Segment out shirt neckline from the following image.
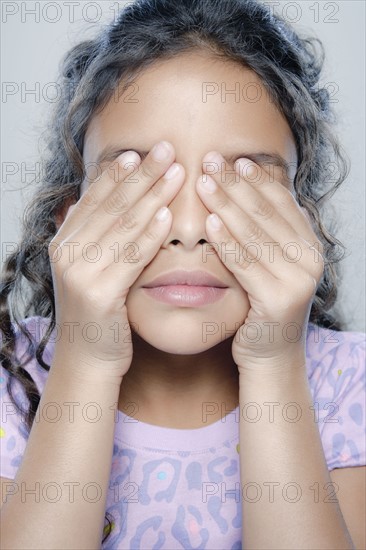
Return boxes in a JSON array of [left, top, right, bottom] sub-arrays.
[[114, 406, 240, 452]]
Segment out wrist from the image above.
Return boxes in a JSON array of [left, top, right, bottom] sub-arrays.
[[237, 355, 307, 385], [51, 346, 127, 388], [238, 365, 311, 410], [236, 345, 306, 374]]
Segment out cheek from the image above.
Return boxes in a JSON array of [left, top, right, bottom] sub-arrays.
[[125, 287, 250, 353]]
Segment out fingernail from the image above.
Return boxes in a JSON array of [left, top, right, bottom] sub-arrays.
[[152, 141, 171, 161], [203, 152, 224, 169], [208, 213, 222, 230], [235, 158, 258, 180], [156, 206, 171, 222], [164, 163, 180, 179], [118, 151, 141, 167], [199, 175, 217, 193]]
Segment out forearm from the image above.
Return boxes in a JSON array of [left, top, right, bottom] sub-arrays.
[[0, 349, 121, 549], [238, 364, 355, 550]]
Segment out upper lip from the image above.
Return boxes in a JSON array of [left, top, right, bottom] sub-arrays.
[[142, 270, 229, 288]]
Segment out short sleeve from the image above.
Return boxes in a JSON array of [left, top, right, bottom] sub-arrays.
[[0, 364, 31, 479], [0, 316, 51, 480], [311, 332, 366, 471]]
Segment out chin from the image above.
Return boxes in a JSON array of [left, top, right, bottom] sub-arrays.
[[132, 322, 227, 354], [126, 291, 250, 355]]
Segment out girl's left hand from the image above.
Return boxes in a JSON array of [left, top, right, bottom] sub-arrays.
[[196, 152, 325, 373]]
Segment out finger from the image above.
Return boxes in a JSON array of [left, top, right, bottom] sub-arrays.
[[53, 142, 181, 250], [203, 212, 280, 300], [56, 141, 175, 237], [98, 207, 173, 294], [204, 213, 319, 317], [234, 157, 322, 250], [202, 151, 320, 248], [80, 169, 184, 271], [56, 150, 142, 239], [196, 173, 323, 280]]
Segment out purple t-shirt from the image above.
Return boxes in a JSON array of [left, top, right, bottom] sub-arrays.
[[1, 316, 365, 549]]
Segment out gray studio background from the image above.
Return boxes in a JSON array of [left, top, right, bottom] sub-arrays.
[[1, 0, 365, 332]]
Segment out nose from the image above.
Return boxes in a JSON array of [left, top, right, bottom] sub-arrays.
[[161, 160, 212, 250]]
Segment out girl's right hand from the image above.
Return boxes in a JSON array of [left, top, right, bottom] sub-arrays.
[[48, 141, 184, 381]]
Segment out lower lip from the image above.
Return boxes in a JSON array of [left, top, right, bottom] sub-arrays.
[[142, 285, 228, 306]]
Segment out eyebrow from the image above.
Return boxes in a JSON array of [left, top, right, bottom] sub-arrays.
[[95, 146, 294, 180]]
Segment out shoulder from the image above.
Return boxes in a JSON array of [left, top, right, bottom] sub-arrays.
[[1, 315, 54, 366], [305, 322, 365, 390], [1, 315, 54, 414], [305, 323, 365, 471], [0, 315, 54, 420], [1, 313, 54, 391], [1, 316, 54, 478], [1, 314, 54, 378], [306, 322, 365, 369]]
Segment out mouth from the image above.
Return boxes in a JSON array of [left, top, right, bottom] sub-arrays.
[[142, 269, 228, 289], [142, 270, 228, 307]]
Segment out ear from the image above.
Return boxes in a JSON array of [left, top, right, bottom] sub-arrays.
[[54, 197, 77, 231]]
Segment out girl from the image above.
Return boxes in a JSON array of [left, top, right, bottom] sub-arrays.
[[1, 0, 365, 548]]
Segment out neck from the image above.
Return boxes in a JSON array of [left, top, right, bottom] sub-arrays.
[[118, 330, 239, 429]]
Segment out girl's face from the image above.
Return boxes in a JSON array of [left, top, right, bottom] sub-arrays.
[[82, 52, 298, 355]]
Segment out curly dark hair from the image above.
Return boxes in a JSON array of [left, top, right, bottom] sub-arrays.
[[0, 0, 350, 544]]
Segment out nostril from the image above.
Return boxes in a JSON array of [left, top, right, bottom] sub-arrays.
[[171, 239, 180, 245]]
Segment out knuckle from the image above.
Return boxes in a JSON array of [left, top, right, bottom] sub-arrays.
[[103, 188, 130, 215], [113, 210, 138, 234], [238, 252, 256, 272], [124, 242, 143, 264], [245, 219, 263, 241], [216, 195, 230, 211], [81, 189, 99, 209], [224, 174, 239, 190], [252, 198, 274, 220], [145, 229, 157, 243], [277, 190, 297, 211], [144, 226, 160, 242]]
